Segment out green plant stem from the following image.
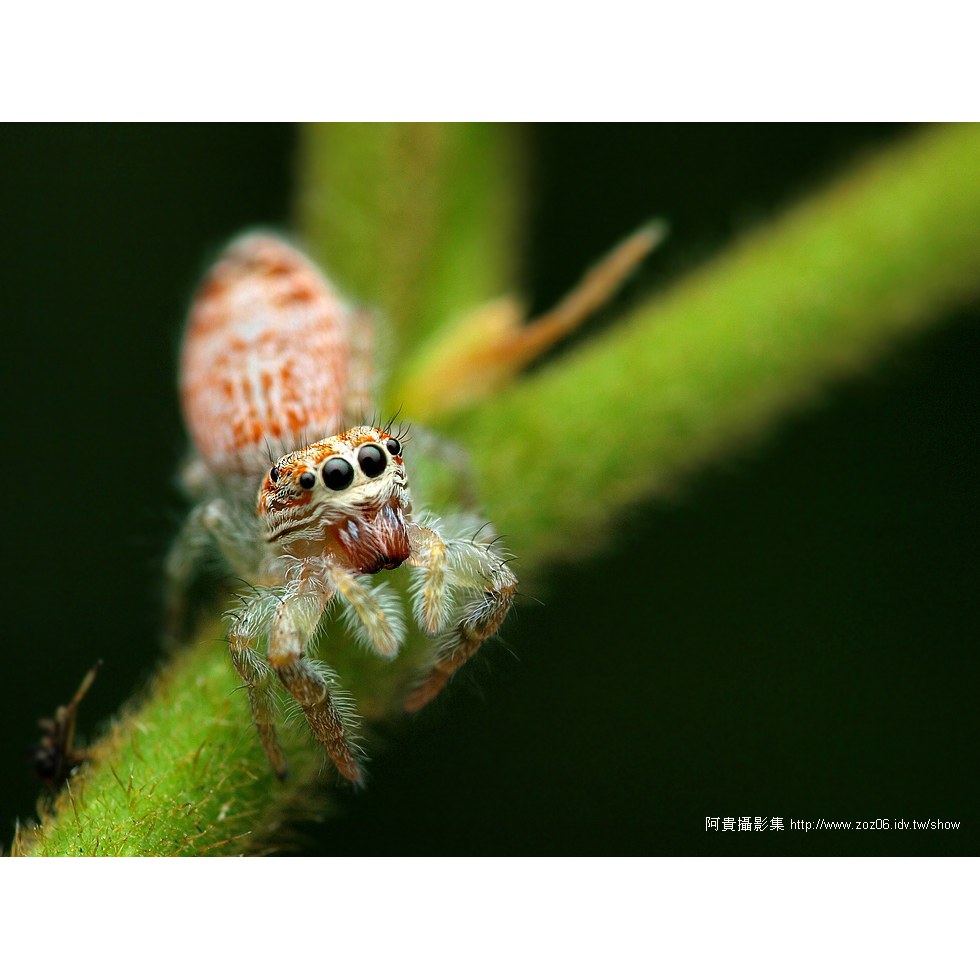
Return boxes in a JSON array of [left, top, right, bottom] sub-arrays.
[[447, 124, 980, 570], [296, 122, 526, 351], [17, 124, 980, 856]]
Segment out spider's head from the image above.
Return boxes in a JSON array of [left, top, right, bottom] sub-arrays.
[[257, 426, 411, 574]]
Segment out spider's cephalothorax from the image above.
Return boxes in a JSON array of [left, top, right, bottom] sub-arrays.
[[259, 428, 412, 574], [167, 232, 516, 784]]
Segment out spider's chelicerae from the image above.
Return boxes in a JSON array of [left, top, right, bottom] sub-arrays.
[[166, 233, 516, 783]]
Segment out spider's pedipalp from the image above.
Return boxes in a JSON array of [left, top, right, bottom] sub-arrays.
[[323, 561, 406, 658]]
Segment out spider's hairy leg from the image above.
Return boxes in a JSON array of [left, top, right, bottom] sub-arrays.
[[164, 497, 258, 646], [164, 502, 215, 646], [226, 594, 288, 780], [264, 571, 365, 783], [404, 522, 517, 712]]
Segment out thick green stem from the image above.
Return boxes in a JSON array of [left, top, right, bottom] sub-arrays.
[[16, 124, 980, 856], [447, 124, 980, 569]]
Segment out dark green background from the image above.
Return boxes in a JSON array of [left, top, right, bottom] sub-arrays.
[[2, 124, 976, 855]]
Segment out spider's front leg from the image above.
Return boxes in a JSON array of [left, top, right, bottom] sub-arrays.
[[404, 523, 517, 712], [229, 575, 361, 782], [230, 559, 405, 783], [227, 603, 288, 780], [165, 496, 262, 646], [263, 585, 365, 784]]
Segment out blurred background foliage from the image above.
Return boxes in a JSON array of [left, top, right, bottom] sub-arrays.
[[1, 124, 976, 855]]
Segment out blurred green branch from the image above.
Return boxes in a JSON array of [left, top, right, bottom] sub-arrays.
[[16, 123, 980, 856], [446, 123, 980, 570], [296, 122, 526, 350]]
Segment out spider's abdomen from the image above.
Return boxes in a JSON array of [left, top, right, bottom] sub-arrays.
[[180, 233, 351, 475]]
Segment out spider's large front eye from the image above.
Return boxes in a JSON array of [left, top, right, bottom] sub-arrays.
[[322, 457, 355, 491], [299, 471, 316, 490], [357, 444, 387, 478]]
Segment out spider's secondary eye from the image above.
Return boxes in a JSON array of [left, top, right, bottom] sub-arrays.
[[322, 457, 355, 491], [270, 466, 280, 483], [386, 437, 401, 457], [357, 444, 387, 478], [298, 471, 317, 490]]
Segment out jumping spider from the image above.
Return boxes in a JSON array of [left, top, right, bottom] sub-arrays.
[[166, 234, 516, 783]]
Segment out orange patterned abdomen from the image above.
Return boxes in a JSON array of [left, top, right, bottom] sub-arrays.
[[180, 234, 351, 474]]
